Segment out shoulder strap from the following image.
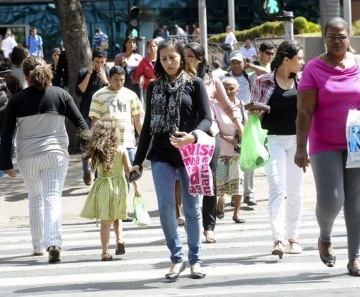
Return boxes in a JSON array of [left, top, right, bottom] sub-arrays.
[[355, 55, 360, 69]]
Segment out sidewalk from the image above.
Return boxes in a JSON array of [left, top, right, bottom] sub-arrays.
[[0, 154, 317, 228]]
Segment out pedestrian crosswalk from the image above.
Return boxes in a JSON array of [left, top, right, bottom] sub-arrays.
[[0, 209, 357, 297]]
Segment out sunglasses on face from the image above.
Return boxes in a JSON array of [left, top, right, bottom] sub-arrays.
[[264, 51, 275, 56], [326, 35, 348, 42]]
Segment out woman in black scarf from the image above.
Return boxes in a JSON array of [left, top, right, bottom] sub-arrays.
[[130, 39, 211, 280]]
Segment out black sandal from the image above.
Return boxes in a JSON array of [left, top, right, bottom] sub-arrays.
[[102, 252, 113, 261], [115, 241, 125, 255], [216, 212, 224, 220], [347, 264, 360, 276], [232, 216, 246, 223], [318, 238, 336, 267]]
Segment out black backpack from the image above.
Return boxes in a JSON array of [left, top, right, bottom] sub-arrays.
[[0, 76, 12, 114]]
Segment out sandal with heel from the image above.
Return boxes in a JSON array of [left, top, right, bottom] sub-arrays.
[[272, 240, 284, 259]]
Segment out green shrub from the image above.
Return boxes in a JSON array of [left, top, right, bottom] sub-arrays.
[[211, 17, 321, 43], [304, 21, 321, 33], [352, 20, 360, 36], [294, 16, 307, 34]]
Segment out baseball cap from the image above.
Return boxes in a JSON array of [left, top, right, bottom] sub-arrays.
[[229, 51, 245, 62]]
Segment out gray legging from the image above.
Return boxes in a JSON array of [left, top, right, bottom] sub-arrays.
[[310, 150, 360, 259]]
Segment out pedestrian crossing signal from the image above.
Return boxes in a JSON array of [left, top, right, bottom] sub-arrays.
[[263, 0, 284, 17], [129, 6, 141, 38]]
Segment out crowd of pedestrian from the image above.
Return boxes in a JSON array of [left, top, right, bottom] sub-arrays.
[[1, 17, 360, 280]]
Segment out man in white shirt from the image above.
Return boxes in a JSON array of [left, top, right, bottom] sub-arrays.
[[174, 24, 187, 45], [223, 26, 237, 69]]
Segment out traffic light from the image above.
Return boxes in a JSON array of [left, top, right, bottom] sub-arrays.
[[263, 0, 285, 18], [129, 6, 140, 38]]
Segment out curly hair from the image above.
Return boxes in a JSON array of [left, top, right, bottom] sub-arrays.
[[83, 119, 120, 175], [23, 56, 53, 90]]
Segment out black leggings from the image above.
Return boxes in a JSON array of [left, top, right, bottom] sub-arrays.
[[202, 133, 220, 232]]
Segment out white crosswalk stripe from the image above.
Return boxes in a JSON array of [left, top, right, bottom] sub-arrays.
[[0, 209, 356, 296]]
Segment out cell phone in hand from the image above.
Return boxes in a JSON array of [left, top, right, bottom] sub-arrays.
[[129, 165, 143, 182]]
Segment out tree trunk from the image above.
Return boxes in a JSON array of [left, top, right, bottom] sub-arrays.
[[53, 0, 92, 154], [319, 0, 340, 36]]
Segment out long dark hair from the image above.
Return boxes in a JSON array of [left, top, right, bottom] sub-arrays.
[[183, 42, 212, 80], [270, 40, 302, 78], [122, 35, 137, 53], [154, 38, 195, 81]]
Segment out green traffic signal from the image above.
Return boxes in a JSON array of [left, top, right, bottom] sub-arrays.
[[263, 0, 284, 17]]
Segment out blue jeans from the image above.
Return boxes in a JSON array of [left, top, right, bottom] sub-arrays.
[[151, 161, 202, 265]]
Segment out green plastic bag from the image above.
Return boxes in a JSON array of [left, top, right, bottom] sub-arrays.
[[133, 193, 151, 227], [239, 114, 270, 171]]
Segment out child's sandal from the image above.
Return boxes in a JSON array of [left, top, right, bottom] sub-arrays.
[[115, 241, 125, 255], [102, 252, 113, 261]]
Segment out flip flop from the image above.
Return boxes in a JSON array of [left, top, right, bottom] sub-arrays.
[[204, 231, 216, 243]]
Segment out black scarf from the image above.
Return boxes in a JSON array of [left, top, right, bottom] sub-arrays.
[[150, 71, 187, 135]]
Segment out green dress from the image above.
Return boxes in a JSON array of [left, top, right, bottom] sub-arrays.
[[80, 147, 128, 222]]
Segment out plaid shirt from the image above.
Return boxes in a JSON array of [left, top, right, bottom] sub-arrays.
[[251, 72, 301, 104], [251, 73, 276, 104]]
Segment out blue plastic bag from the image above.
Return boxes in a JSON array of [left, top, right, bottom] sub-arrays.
[[239, 114, 270, 171]]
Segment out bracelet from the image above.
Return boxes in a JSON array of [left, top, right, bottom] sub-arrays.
[[190, 131, 198, 143], [87, 72, 91, 75]]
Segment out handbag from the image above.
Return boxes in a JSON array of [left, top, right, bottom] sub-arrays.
[[0, 77, 11, 114], [244, 102, 271, 113], [239, 114, 270, 171], [345, 109, 360, 168], [221, 43, 232, 51], [234, 133, 241, 153]]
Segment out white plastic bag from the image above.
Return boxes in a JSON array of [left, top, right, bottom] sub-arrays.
[[345, 109, 360, 168], [133, 193, 151, 227]]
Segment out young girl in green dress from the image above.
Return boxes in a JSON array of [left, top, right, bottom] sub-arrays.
[[80, 119, 140, 261]]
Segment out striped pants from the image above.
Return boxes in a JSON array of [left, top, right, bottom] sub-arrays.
[[17, 152, 69, 253]]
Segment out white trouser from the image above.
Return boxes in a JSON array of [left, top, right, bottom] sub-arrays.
[[17, 152, 69, 253], [264, 135, 303, 242]]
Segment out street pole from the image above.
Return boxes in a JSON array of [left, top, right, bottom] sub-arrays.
[[198, 0, 208, 60], [283, 10, 294, 41], [343, 0, 352, 35], [228, 0, 235, 31]]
